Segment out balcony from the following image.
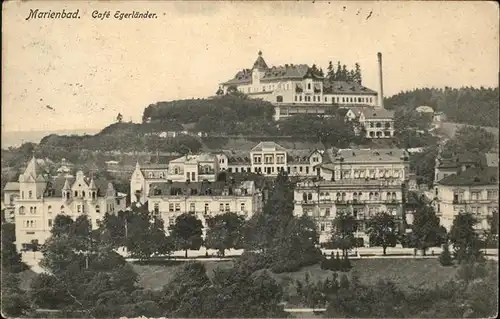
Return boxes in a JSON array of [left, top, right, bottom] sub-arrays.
[[452, 199, 466, 205]]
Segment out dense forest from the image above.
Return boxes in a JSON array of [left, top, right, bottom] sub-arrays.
[[384, 87, 499, 127]]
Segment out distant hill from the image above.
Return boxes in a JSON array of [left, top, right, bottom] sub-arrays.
[[2, 129, 101, 149], [384, 87, 499, 128]]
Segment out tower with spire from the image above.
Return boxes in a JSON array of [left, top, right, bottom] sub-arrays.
[[250, 50, 268, 92], [18, 154, 47, 200]]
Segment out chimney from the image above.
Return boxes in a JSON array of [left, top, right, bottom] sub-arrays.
[[377, 52, 384, 109]]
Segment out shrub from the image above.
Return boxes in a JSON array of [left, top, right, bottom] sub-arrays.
[[439, 243, 454, 267]]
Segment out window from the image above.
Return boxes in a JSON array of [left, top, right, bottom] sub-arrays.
[[29, 191, 32, 198], [235, 168, 239, 173], [320, 223, 325, 232], [168, 203, 174, 212], [225, 203, 230, 212], [205, 203, 209, 213], [299, 96, 302, 102], [307, 193, 313, 201], [174, 168, 179, 174], [487, 190, 498, 200], [189, 203, 195, 212], [471, 191, 480, 201], [95, 205, 100, 213], [77, 205, 81, 213], [241, 203, 246, 212], [175, 203, 180, 211], [276, 96, 283, 103], [325, 208, 331, 216], [48, 219, 52, 227], [19, 206, 25, 215], [30, 207, 33, 214], [295, 96, 298, 102], [219, 203, 224, 212], [82, 191, 86, 198]]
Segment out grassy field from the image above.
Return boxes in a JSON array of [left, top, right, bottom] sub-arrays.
[[131, 260, 234, 290], [130, 258, 471, 292]]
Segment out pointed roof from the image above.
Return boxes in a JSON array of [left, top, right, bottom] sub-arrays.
[[24, 155, 40, 179], [252, 51, 268, 70], [62, 178, 72, 190], [89, 178, 97, 189], [251, 141, 287, 152]]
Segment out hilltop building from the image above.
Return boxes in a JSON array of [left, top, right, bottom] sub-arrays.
[[10, 156, 126, 251], [293, 148, 410, 243], [218, 51, 394, 138], [130, 141, 323, 203], [147, 180, 263, 238]]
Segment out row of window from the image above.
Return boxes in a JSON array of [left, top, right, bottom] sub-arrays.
[[302, 192, 398, 202], [453, 190, 498, 201], [63, 190, 98, 200], [367, 131, 392, 137], [368, 122, 393, 128], [253, 155, 286, 164], [19, 204, 104, 215], [452, 206, 497, 214], [336, 169, 402, 179], [292, 95, 374, 104], [159, 202, 247, 213]]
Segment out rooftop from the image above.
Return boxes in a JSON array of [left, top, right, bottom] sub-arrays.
[[251, 141, 287, 152], [360, 108, 395, 120], [485, 152, 499, 167], [438, 167, 498, 186], [324, 148, 408, 164], [323, 81, 377, 95], [148, 180, 256, 197]]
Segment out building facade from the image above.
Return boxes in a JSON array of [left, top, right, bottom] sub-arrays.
[[13, 157, 126, 251], [131, 142, 323, 203], [147, 180, 263, 238], [219, 51, 380, 121], [434, 167, 498, 232], [293, 148, 410, 244]]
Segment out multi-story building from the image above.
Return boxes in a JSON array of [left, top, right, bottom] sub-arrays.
[[131, 142, 323, 203], [218, 142, 323, 177], [12, 156, 126, 251], [344, 107, 395, 139], [219, 51, 383, 121], [147, 180, 262, 238], [293, 148, 410, 244], [434, 166, 498, 232]]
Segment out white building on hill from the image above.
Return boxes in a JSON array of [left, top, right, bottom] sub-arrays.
[[218, 51, 382, 121]]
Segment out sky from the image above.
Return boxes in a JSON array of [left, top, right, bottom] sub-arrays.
[[2, 1, 499, 133]]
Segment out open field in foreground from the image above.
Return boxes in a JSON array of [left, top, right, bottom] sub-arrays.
[[131, 258, 498, 292]]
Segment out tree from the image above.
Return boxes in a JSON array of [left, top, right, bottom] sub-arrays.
[[169, 213, 203, 258], [335, 61, 342, 80], [327, 61, 335, 80], [439, 243, 454, 266], [270, 215, 322, 273], [205, 212, 245, 257], [353, 62, 362, 84], [116, 113, 123, 123], [410, 199, 442, 255], [331, 210, 357, 257], [367, 212, 398, 255], [123, 205, 172, 260], [1, 271, 31, 317], [443, 126, 496, 155], [449, 212, 482, 263], [1, 222, 28, 273]]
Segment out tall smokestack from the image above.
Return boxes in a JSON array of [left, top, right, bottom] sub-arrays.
[[377, 52, 384, 109]]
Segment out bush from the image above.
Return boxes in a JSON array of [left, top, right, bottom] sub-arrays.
[[439, 244, 454, 267], [340, 254, 352, 272]]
